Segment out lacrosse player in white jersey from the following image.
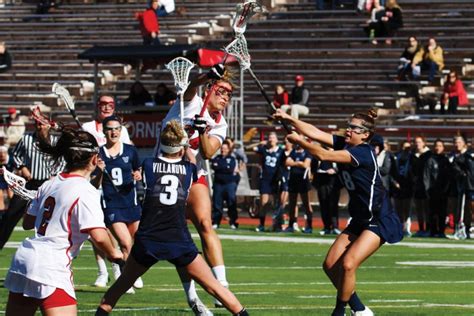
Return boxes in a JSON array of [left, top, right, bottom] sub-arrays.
[[4, 127, 123, 316], [155, 63, 235, 312]]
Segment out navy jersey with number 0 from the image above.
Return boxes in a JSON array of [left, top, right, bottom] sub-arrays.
[[137, 157, 197, 242], [333, 135, 391, 220], [100, 143, 141, 209], [256, 145, 285, 181]]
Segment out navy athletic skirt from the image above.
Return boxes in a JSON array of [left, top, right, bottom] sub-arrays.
[[345, 212, 403, 244], [103, 206, 141, 226]]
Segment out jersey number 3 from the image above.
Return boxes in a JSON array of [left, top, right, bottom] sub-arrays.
[[37, 196, 56, 236], [160, 175, 179, 205]]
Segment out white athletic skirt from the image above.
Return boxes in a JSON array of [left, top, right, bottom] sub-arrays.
[[4, 271, 56, 299]]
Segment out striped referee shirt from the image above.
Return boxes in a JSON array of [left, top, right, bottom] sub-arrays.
[[12, 132, 65, 181]]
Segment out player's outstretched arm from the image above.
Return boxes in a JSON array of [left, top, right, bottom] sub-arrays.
[[273, 109, 333, 147], [89, 228, 123, 262], [287, 132, 351, 164]]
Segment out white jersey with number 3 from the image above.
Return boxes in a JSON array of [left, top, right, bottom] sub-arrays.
[[6, 173, 105, 299], [156, 94, 228, 167]]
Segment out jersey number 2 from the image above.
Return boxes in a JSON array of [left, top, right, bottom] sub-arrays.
[[160, 175, 179, 205], [37, 196, 56, 236]]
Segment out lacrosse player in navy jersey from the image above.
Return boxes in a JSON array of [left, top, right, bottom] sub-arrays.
[[274, 108, 403, 316], [96, 120, 248, 316], [94, 115, 142, 292], [251, 132, 285, 232]]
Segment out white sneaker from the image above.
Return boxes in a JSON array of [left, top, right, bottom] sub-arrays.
[[126, 287, 135, 294], [189, 298, 214, 316], [230, 224, 237, 230], [212, 224, 219, 229], [112, 262, 121, 281], [133, 277, 144, 289], [351, 306, 374, 316], [293, 222, 301, 232], [94, 273, 108, 288]]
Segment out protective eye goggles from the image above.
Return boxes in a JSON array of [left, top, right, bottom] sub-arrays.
[[346, 122, 370, 134], [214, 86, 233, 99]]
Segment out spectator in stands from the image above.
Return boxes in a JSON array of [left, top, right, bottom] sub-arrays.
[[0, 109, 65, 250], [0, 42, 12, 73], [365, 0, 402, 45], [4, 107, 26, 148], [211, 141, 240, 229], [412, 37, 444, 83], [281, 75, 309, 119], [450, 134, 473, 239], [122, 81, 153, 107], [440, 71, 468, 114], [311, 154, 341, 236], [370, 135, 392, 192], [411, 136, 432, 237], [154, 83, 177, 106], [273, 84, 289, 109], [397, 36, 421, 81], [364, 0, 385, 45], [83, 95, 132, 147], [392, 140, 413, 236], [137, 0, 160, 45], [156, 0, 175, 17], [424, 139, 450, 237], [35, 0, 60, 14]]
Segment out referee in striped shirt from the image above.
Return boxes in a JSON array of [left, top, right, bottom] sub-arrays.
[[0, 112, 64, 249]]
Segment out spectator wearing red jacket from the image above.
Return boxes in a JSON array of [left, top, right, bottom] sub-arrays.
[[273, 84, 289, 108], [441, 71, 468, 114], [137, 0, 160, 45]]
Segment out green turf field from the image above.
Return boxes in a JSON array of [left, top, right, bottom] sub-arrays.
[[1, 227, 474, 315]]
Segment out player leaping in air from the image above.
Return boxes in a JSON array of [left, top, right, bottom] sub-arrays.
[[96, 120, 248, 316], [153, 62, 235, 312], [273, 108, 403, 316]]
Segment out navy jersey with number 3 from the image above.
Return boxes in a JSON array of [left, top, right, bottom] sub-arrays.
[[137, 156, 197, 242]]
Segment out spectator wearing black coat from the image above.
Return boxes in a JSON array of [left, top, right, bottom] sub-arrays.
[[450, 135, 474, 239], [154, 83, 177, 106], [392, 140, 413, 236], [397, 36, 421, 81], [423, 139, 450, 237], [365, 0, 403, 45], [411, 136, 432, 237], [122, 81, 153, 107], [0, 42, 12, 73]]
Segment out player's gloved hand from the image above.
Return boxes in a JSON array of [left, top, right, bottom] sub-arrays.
[[207, 63, 225, 80], [193, 114, 208, 135]]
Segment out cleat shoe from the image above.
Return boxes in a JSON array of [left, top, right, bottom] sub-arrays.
[[189, 299, 214, 316], [230, 224, 238, 230], [94, 273, 109, 288], [319, 229, 331, 236], [293, 222, 301, 232], [133, 277, 144, 289], [255, 225, 265, 232], [126, 287, 135, 294], [351, 306, 374, 316], [302, 227, 313, 234], [331, 228, 342, 235]]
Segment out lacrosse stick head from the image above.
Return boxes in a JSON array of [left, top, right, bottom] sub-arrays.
[[165, 57, 195, 94], [52, 82, 75, 111], [224, 34, 251, 71], [31, 106, 60, 131], [232, 0, 267, 35], [1, 166, 37, 200]]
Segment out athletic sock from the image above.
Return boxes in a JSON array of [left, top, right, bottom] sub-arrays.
[[331, 298, 347, 316], [349, 292, 365, 312], [306, 212, 313, 229], [96, 257, 108, 276], [234, 308, 249, 316], [95, 307, 109, 316], [182, 280, 199, 303], [212, 265, 228, 286]]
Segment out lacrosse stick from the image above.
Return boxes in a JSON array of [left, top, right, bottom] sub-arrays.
[[454, 193, 467, 240], [52, 83, 82, 128], [232, 0, 267, 35], [165, 57, 195, 126], [2, 167, 37, 201], [30, 106, 61, 131], [224, 34, 292, 133]]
